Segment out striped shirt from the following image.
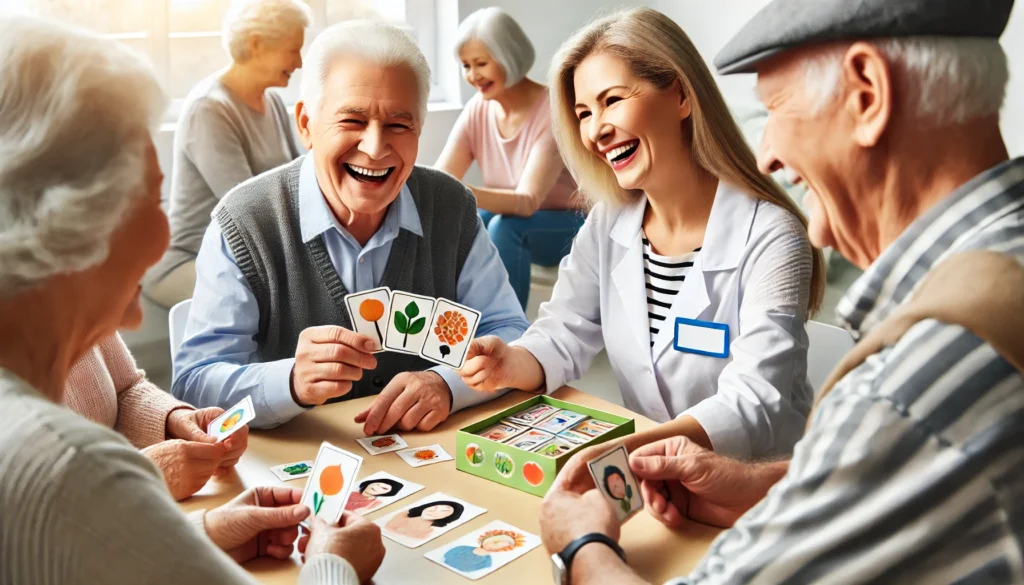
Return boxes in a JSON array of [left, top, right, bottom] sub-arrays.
[[643, 235, 700, 347], [674, 157, 1024, 585]]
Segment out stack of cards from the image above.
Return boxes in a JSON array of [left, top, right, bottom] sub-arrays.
[[425, 520, 541, 580], [345, 287, 482, 369], [587, 446, 643, 522], [475, 403, 619, 458]]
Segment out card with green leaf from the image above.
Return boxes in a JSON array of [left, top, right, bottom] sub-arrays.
[[384, 292, 437, 355]]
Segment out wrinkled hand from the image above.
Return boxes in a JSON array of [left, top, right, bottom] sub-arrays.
[[299, 512, 385, 584], [204, 486, 309, 564], [460, 337, 544, 393], [143, 439, 227, 501], [541, 487, 620, 555], [552, 438, 626, 494], [167, 407, 248, 474], [292, 325, 378, 407], [354, 371, 451, 435], [629, 436, 781, 528]]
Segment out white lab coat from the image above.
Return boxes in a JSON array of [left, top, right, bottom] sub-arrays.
[[513, 182, 814, 458]]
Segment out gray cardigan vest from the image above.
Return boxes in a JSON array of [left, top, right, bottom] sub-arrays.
[[215, 157, 478, 401]]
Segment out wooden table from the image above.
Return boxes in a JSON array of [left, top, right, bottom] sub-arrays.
[[181, 387, 721, 584]]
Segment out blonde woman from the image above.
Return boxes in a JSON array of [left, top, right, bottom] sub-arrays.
[[461, 7, 825, 481], [435, 8, 584, 309]]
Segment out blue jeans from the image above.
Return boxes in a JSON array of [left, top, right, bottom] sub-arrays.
[[479, 209, 586, 309]]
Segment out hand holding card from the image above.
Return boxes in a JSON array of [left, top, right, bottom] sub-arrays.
[[301, 442, 364, 526], [207, 396, 255, 443], [587, 446, 643, 523]]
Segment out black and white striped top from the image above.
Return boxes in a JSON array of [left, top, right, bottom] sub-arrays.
[[643, 235, 699, 347], [672, 158, 1024, 585]]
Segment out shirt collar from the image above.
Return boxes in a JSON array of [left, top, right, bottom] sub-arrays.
[[298, 154, 423, 245], [837, 157, 1024, 336]]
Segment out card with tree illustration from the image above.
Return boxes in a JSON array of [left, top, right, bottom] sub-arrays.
[[384, 292, 436, 355], [419, 298, 482, 370], [344, 287, 392, 353]]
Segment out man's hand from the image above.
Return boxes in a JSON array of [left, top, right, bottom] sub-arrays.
[[204, 486, 309, 564], [629, 436, 788, 528], [170, 407, 249, 474], [540, 487, 620, 555], [354, 371, 451, 435], [292, 325, 378, 407], [300, 512, 386, 584], [551, 438, 626, 494]]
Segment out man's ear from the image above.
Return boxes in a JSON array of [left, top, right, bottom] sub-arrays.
[[295, 101, 314, 150], [840, 42, 892, 148]]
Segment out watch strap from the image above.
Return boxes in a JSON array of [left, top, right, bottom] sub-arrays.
[[559, 533, 626, 577]]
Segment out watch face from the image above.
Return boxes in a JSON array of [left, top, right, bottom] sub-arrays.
[[551, 553, 567, 585]]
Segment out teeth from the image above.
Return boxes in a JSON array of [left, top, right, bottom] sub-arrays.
[[606, 142, 637, 162], [348, 165, 391, 177], [783, 167, 802, 185]]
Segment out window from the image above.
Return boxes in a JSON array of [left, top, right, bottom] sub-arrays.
[[2, 0, 446, 121]]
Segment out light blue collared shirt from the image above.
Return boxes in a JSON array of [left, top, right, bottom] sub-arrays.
[[171, 155, 528, 428]]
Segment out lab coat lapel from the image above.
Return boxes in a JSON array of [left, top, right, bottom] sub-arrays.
[[610, 198, 653, 354]]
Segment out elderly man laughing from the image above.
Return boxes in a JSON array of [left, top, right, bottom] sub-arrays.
[[539, 0, 1024, 584], [173, 21, 528, 432]]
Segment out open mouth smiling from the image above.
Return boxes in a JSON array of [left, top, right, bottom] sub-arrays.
[[344, 163, 395, 183]]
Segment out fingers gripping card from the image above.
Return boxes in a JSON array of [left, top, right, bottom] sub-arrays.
[[207, 396, 255, 442], [419, 298, 482, 370], [384, 292, 436, 355], [587, 445, 643, 523], [344, 287, 392, 353]]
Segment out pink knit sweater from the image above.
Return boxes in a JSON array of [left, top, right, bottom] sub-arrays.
[[64, 334, 190, 449]]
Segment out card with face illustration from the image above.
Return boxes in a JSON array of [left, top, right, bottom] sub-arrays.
[[504, 429, 555, 451], [534, 410, 588, 434], [384, 292, 436, 355], [300, 442, 363, 526], [587, 445, 642, 523], [355, 433, 409, 455], [344, 287, 392, 353], [418, 298, 482, 370], [376, 492, 486, 548], [207, 395, 255, 442], [344, 471, 424, 516], [424, 520, 542, 580]]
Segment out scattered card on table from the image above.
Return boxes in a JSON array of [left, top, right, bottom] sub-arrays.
[[384, 292, 436, 355], [344, 287, 392, 353], [356, 433, 409, 455], [269, 460, 314, 481], [587, 445, 642, 523], [345, 470, 424, 516], [570, 418, 617, 438], [532, 438, 577, 458], [300, 442, 363, 526], [534, 410, 588, 434], [207, 395, 255, 442], [556, 430, 592, 445], [376, 492, 486, 548], [419, 298, 482, 370], [396, 444, 454, 468], [478, 421, 526, 442], [506, 404, 560, 426], [424, 520, 541, 580], [504, 429, 554, 451]]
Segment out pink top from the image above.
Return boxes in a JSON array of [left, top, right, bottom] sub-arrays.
[[63, 334, 190, 449], [452, 92, 579, 211]]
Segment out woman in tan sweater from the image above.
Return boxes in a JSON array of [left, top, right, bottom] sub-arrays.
[[64, 333, 248, 500]]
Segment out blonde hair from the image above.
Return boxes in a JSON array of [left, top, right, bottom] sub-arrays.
[[549, 7, 824, 315]]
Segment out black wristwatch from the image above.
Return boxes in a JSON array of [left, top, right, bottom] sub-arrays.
[[551, 533, 626, 585]]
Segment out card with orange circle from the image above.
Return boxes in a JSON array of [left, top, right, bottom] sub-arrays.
[[300, 441, 364, 526]]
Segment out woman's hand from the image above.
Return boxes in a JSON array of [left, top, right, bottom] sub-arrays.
[[204, 486, 310, 564], [143, 439, 227, 500], [460, 336, 545, 393], [300, 513, 386, 584], [166, 407, 249, 474]]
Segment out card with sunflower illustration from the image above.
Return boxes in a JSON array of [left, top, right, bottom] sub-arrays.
[[300, 442, 363, 526], [419, 298, 482, 370]]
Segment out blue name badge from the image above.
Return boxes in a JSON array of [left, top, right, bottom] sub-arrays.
[[672, 317, 730, 358]]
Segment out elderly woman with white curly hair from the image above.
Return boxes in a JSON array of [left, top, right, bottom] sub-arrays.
[[144, 0, 311, 308], [0, 15, 384, 585]]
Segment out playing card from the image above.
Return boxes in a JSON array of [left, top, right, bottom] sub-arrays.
[[418, 298, 482, 370], [534, 410, 588, 434], [569, 418, 617, 438], [587, 445, 642, 523], [376, 493, 486, 548], [344, 287, 392, 353], [478, 422, 527, 442], [556, 430, 592, 445], [506, 403, 560, 426], [345, 471, 424, 516], [424, 520, 541, 580], [356, 433, 409, 455], [206, 395, 255, 442], [396, 444, 454, 468], [384, 292, 436, 355], [532, 438, 577, 458], [269, 460, 314, 481], [300, 442, 364, 526], [504, 429, 555, 451]]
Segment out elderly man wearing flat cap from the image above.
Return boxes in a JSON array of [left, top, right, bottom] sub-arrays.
[[539, 1, 1024, 583]]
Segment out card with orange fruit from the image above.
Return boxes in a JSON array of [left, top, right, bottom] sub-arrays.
[[300, 441, 363, 526], [344, 287, 392, 353]]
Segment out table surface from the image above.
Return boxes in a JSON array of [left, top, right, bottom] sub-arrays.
[[181, 387, 721, 584]]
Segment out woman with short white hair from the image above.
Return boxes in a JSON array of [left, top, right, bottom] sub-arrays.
[[436, 7, 584, 309], [144, 0, 311, 308], [0, 15, 381, 585]]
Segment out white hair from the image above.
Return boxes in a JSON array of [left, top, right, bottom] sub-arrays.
[[222, 0, 313, 63], [804, 37, 1008, 124], [0, 15, 167, 298], [455, 8, 535, 87], [300, 20, 431, 122]]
